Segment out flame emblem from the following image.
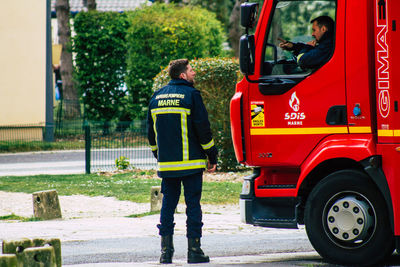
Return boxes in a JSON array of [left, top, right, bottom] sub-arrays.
[[289, 92, 300, 112]]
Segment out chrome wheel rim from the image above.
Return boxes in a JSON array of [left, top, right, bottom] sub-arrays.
[[323, 191, 376, 249]]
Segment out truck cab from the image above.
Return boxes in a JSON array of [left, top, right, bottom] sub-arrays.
[[230, 0, 400, 265]]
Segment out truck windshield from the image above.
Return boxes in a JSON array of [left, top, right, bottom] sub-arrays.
[[263, 0, 336, 76]]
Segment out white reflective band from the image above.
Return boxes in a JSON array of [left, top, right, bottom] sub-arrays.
[[158, 160, 207, 171], [201, 139, 214, 150], [151, 107, 190, 115], [150, 145, 157, 151]]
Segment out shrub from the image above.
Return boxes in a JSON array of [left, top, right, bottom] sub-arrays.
[[125, 3, 225, 119], [152, 57, 242, 171], [115, 156, 130, 170], [73, 11, 130, 122]]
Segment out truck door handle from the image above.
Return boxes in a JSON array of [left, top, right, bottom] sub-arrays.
[[326, 105, 347, 125], [259, 78, 296, 95]]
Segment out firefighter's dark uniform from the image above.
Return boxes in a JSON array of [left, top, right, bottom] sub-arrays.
[[147, 78, 218, 238], [292, 32, 334, 69]]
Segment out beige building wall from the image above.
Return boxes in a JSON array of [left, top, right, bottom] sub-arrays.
[[0, 1, 46, 128]]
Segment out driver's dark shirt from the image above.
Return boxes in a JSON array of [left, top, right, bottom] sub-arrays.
[[292, 33, 334, 69]]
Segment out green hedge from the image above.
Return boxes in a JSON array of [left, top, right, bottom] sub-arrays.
[[126, 3, 225, 119], [73, 11, 130, 122], [153, 57, 241, 171]]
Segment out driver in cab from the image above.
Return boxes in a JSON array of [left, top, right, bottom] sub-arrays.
[[279, 15, 334, 69]]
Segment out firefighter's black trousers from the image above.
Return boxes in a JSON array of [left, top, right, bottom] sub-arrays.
[[157, 172, 204, 238]]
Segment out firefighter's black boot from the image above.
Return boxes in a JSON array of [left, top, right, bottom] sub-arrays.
[[160, 235, 174, 264], [187, 238, 210, 263]]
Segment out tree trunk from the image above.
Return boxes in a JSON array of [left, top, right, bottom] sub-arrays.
[[228, 0, 245, 57], [83, 0, 97, 11], [56, 0, 80, 119]]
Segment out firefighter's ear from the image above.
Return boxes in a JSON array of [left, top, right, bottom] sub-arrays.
[[321, 25, 328, 33], [179, 72, 187, 80]]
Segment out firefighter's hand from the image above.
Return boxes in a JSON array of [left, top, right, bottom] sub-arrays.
[[278, 37, 293, 50], [207, 162, 217, 173], [307, 40, 317, 47]]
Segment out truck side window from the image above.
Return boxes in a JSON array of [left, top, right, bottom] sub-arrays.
[[262, 0, 336, 76]]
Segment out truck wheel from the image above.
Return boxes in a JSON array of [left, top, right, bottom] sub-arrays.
[[304, 169, 393, 265]]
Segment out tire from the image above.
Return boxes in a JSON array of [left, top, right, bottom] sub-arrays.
[[304, 169, 394, 266]]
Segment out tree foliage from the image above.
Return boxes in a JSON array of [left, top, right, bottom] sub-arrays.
[[153, 58, 242, 171], [125, 3, 225, 119], [152, 0, 234, 29], [73, 11, 130, 122], [190, 0, 233, 29]]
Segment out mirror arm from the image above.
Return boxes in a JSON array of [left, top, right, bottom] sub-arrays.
[[244, 74, 262, 84]]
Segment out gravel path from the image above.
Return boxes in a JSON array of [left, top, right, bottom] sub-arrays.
[[0, 192, 150, 219], [0, 191, 239, 220], [0, 191, 249, 243], [0, 172, 246, 219]]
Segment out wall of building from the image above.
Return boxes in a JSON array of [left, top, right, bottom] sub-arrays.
[[0, 1, 46, 128]]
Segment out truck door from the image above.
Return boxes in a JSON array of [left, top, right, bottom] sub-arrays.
[[247, 0, 346, 166]]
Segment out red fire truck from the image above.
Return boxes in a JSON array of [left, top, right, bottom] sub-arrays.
[[231, 0, 400, 265]]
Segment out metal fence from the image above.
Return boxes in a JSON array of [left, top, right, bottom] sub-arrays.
[[0, 121, 86, 152], [0, 121, 157, 173], [85, 121, 157, 173]]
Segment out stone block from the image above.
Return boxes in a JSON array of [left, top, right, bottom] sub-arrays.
[[2, 238, 61, 267], [150, 186, 163, 212], [0, 254, 17, 267], [32, 190, 62, 220], [32, 238, 61, 267], [18, 247, 56, 267], [2, 238, 32, 255]]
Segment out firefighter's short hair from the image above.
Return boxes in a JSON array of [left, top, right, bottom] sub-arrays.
[[311, 16, 334, 33], [168, 59, 189, 80]]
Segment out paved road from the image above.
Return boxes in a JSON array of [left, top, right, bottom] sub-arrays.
[[0, 213, 323, 266], [0, 149, 156, 176], [60, 234, 400, 266], [62, 234, 318, 266]]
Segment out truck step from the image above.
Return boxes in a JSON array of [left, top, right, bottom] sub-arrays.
[[253, 218, 298, 228]]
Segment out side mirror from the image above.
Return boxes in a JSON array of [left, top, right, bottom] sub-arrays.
[[241, 2, 259, 29], [239, 35, 255, 75]]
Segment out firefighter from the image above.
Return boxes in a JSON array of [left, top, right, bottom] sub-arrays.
[[279, 15, 335, 69], [147, 59, 218, 264]]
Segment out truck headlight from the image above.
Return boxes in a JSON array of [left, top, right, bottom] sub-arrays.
[[241, 180, 251, 195]]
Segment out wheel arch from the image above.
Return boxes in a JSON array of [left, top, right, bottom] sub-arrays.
[[297, 158, 362, 224], [297, 157, 394, 233]]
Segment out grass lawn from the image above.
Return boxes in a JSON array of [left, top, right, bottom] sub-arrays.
[[0, 170, 242, 205], [0, 214, 42, 222], [0, 140, 85, 153]]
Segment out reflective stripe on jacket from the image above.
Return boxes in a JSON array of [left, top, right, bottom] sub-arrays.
[[292, 33, 334, 69], [147, 79, 217, 178]]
